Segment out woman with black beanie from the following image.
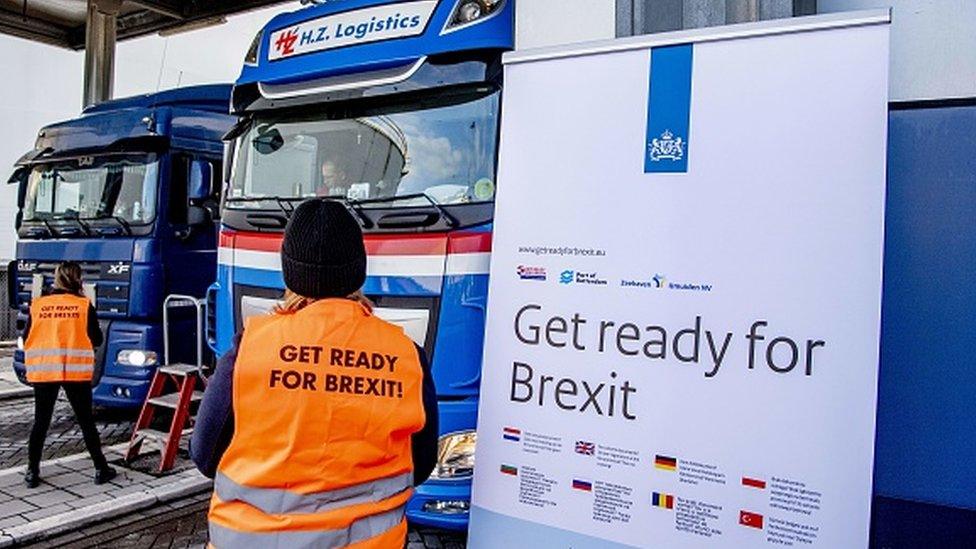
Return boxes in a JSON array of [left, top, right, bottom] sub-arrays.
[[191, 199, 438, 548]]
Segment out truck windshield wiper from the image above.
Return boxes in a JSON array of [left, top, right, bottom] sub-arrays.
[[226, 193, 459, 229], [112, 216, 133, 235], [226, 196, 307, 217], [32, 217, 56, 237], [59, 213, 92, 236], [347, 193, 459, 228], [78, 215, 133, 235]]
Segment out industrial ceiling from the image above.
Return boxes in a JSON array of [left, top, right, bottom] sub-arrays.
[[0, 0, 288, 49]]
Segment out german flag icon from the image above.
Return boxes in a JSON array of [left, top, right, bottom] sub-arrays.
[[654, 454, 677, 471]]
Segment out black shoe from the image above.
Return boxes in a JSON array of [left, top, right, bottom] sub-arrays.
[[94, 466, 117, 485], [24, 470, 40, 488]]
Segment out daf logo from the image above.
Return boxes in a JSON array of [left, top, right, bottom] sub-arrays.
[[17, 261, 36, 272], [107, 263, 130, 275]]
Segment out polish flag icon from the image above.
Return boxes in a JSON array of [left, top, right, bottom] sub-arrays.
[[739, 510, 764, 529]]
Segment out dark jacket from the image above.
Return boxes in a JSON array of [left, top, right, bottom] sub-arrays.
[[190, 331, 439, 487]]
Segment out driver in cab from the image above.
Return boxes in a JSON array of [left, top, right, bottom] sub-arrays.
[[316, 158, 351, 198]]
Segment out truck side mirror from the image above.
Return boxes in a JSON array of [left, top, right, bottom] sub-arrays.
[[186, 205, 208, 227], [222, 141, 235, 190], [7, 166, 27, 186], [7, 261, 17, 310], [188, 159, 213, 201], [9, 167, 27, 209]]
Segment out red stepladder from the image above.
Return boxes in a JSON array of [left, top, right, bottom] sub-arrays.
[[125, 295, 207, 473]]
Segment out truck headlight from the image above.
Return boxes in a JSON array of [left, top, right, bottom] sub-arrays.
[[445, 0, 505, 30], [430, 430, 477, 480], [117, 350, 158, 367]]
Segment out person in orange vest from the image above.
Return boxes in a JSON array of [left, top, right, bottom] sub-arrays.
[[21, 261, 117, 488], [191, 199, 438, 548]]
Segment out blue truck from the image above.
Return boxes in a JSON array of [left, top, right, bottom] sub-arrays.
[[211, 0, 512, 530], [8, 84, 236, 408], [210, 1, 976, 540]]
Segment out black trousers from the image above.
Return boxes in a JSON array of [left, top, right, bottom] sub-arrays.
[[28, 383, 108, 473]]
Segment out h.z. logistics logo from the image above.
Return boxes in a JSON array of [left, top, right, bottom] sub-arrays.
[[274, 29, 299, 56]]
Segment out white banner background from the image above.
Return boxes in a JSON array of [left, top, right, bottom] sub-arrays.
[[471, 14, 889, 549]]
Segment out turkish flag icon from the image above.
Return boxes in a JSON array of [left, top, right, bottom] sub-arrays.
[[739, 510, 764, 529]]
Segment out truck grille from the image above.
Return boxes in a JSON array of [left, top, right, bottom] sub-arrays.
[[15, 260, 132, 317]]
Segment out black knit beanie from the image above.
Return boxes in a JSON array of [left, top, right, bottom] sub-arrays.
[[281, 200, 366, 299]]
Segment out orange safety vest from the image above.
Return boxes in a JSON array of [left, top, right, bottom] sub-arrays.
[[208, 299, 426, 548], [23, 293, 95, 384]]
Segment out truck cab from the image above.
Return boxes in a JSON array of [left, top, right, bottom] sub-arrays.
[[9, 84, 236, 408], [213, 0, 513, 530]]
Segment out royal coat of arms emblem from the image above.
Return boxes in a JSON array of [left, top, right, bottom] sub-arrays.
[[648, 130, 684, 161]]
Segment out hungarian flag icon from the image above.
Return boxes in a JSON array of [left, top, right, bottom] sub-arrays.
[[739, 510, 764, 529]]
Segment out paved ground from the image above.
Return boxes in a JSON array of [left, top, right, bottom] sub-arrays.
[[42, 495, 467, 548], [0, 387, 136, 470], [0, 358, 467, 547], [0, 443, 209, 547]]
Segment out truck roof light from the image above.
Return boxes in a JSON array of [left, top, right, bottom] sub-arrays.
[[244, 30, 262, 66]]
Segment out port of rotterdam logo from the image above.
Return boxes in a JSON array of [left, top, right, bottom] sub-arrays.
[[560, 270, 608, 286]]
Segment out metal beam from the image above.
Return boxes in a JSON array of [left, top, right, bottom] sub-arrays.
[[126, 0, 184, 20], [0, 8, 71, 48], [83, 0, 120, 108]]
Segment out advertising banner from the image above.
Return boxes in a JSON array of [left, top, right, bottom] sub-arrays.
[[470, 11, 890, 549]]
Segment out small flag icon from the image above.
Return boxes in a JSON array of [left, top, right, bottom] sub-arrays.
[[575, 440, 595, 455], [652, 492, 675, 509], [742, 476, 766, 489], [572, 479, 593, 492], [654, 454, 677, 471], [500, 465, 518, 476], [739, 510, 764, 529], [503, 427, 521, 442]]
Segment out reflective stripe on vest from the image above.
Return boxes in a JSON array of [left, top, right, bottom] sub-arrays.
[[209, 505, 406, 549], [23, 349, 95, 360], [214, 471, 412, 516], [26, 364, 94, 373]]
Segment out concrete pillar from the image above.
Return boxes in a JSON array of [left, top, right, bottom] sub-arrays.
[[83, 0, 121, 108], [726, 0, 759, 24], [618, 0, 800, 36]]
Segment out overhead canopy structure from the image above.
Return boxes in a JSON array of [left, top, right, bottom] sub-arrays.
[[0, 0, 290, 106], [0, 0, 285, 49]]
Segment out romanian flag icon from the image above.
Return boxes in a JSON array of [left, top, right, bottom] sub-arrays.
[[500, 465, 518, 476], [503, 427, 522, 442], [654, 454, 677, 471], [572, 479, 593, 492], [652, 492, 675, 509]]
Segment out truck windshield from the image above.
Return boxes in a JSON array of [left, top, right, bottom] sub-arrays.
[[227, 89, 500, 209], [24, 154, 159, 224]]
